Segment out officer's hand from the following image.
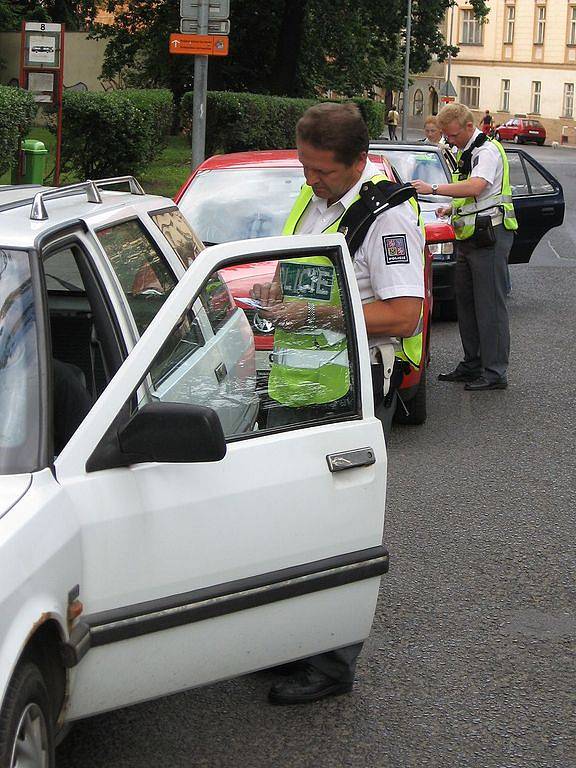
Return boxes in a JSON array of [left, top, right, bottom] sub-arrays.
[[251, 281, 281, 306], [259, 301, 308, 330], [411, 179, 431, 195], [435, 205, 451, 219]]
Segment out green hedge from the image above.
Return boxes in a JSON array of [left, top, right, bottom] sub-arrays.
[[180, 91, 385, 156], [57, 89, 173, 179], [0, 86, 37, 176]]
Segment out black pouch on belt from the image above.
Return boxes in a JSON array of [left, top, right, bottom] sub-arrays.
[[473, 214, 496, 247]]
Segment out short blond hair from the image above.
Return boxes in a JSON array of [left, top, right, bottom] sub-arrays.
[[423, 114, 438, 128], [437, 103, 474, 130]]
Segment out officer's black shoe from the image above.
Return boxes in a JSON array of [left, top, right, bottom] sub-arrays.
[[464, 376, 508, 391], [268, 664, 353, 705], [438, 369, 480, 382]]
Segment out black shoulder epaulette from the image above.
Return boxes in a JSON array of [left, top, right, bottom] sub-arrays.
[[338, 179, 419, 258], [456, 132, 488, 178]]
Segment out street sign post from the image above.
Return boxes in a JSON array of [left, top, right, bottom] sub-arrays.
[[170, 0, 230, 169], [19, 21, 65, 184], [179, 0, 230, 20]]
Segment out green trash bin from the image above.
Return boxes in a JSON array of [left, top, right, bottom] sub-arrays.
[[11, 139, 48, 185]]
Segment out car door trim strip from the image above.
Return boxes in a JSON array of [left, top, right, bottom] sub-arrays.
[[63, 546, 389, 664]]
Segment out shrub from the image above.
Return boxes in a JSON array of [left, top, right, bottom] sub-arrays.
[[57, 89, 173, 179], [0, 86, 37, 176], [181, 91, 384, 157]]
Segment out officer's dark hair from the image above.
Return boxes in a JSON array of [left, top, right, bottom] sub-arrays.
[[296, 103, 369, 166]]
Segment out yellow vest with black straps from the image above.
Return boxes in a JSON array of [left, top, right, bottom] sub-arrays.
[[268, 175, 424, 407], [452, 138, 518, 240]]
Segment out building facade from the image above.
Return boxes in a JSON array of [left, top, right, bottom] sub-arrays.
[[445, 0, 576, 143]]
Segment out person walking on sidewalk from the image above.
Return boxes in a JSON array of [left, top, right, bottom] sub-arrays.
[[387, 105, 400, 141]]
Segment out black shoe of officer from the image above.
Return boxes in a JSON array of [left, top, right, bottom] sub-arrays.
[[268, 663, 353, 705], [438, 368, 480, 383]]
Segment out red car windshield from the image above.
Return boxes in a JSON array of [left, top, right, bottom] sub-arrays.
[[179, 167, 305, 244]]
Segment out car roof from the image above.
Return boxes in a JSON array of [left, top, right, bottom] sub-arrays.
[[194, 149, 394, 174], [0, 181, 170, 249]]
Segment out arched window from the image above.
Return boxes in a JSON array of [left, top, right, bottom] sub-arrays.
[[413, 89, 424, 116]]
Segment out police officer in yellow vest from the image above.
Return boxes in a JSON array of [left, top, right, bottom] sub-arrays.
[[413, 102, 518, 390], [252, 103, 425, 705]]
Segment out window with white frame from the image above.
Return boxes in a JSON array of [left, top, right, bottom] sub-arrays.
[[505, 6, 515, 44], [535, 6, 546, 45], [569, 7, 576, 45], [563, 83, 574, 117], [459, 76, 480, 108], [461, 10, 483, 44], [500, 79, 510, 111], [531, 81, 542, 113]]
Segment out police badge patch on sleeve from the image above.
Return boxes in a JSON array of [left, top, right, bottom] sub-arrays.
[[383, 234, 410, 264]]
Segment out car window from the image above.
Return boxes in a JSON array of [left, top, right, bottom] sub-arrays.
[[96, 219, 178, 336], [371, 149, 449, 186], [43, 248, 84, 292], [178, 167, 305, 244], [135, 248, 359, 440], [507, 153, 554, 196], [0, 249, 41, 474], [149, 206, 205, 266]]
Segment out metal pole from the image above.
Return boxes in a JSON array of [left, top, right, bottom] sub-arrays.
[[446, 2, 455, 101], [401, 0, 412, 140], [191, 0, 209, 170]]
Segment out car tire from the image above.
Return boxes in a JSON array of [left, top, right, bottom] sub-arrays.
[[537, 139, 545, 146], [494, 132, 501, 141], [395, 367, 426, 425], [434, 299, 458, 321], [513, 135, 521, 144], [0, 661, 55, 768]]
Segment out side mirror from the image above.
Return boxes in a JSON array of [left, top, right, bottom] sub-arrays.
[[87, 402, 226, 472]]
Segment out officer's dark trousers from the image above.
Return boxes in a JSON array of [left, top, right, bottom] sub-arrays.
[[454, 225, 514, 382]]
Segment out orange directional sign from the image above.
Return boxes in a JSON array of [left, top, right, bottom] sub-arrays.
[[169, 33, 229, 56]]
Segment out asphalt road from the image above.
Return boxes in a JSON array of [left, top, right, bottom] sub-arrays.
[[57, 150, 576, 768]]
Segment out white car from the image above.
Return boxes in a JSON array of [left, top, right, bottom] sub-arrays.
[[0, 178, 387, 765]]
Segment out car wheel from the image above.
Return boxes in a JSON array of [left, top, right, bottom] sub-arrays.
[[0, 661, 55, 768], [513, 135, 521, 144], [494, 132, 501, 141], [433, 299, 458, 321], [537, 139, 545, 146], [395, 367, 426, 425]]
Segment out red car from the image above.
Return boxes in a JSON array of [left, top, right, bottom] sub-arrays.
[[176, 150, 446, 425], [494, 117, 546, 146]]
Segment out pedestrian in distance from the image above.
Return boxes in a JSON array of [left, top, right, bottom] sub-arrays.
[[387, 104, 400, 141], [479, 109, 494, 136], [251, 101, 425, 705], [412, 102, 518, 391]]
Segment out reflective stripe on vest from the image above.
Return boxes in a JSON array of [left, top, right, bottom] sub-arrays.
[[452, 139, 518, 240]]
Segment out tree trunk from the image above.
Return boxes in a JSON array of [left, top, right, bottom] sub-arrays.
[[271, 0, 308, 96]]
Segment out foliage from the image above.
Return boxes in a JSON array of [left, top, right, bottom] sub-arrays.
[[0, 1, 102, 31], [181, 91, 385, 155], [97, 0, 488, 101], [0, 86, 37, 175], [52, 89, 173, 178]]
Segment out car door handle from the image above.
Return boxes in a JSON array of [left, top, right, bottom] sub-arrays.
[[214, 362, 227, 383], [326, 448, 376, 473], [540, 207, 555, 216]]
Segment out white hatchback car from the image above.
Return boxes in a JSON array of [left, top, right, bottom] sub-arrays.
[[0, 178, 387, 766]]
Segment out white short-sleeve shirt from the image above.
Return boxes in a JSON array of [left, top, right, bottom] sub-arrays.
[[462, 128, 504, 223], [295, 160, 425, 351]]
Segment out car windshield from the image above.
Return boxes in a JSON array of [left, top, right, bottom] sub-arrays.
[[0, 249, 41, 475], [179, 167, 305, 244], [371, 148, 449, 187]]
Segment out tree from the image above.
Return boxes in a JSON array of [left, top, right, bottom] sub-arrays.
[[96, 0, 489, 99], [0, 0, 102, 32]]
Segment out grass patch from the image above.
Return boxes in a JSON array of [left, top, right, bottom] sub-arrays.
[[1, 130, 194, 199]]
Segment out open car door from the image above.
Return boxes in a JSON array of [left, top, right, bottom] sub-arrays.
[[55, 233, 388, 719], [506, 149, 565, 263]]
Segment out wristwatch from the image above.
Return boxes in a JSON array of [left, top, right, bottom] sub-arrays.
[[431, 184, 439, 194]]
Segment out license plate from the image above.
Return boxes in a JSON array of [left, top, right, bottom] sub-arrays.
[[529, 131, 538, 134]]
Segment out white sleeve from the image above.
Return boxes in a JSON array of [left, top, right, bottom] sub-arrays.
[[471, 144, 500, 185], [354, 200, 425, 302]]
